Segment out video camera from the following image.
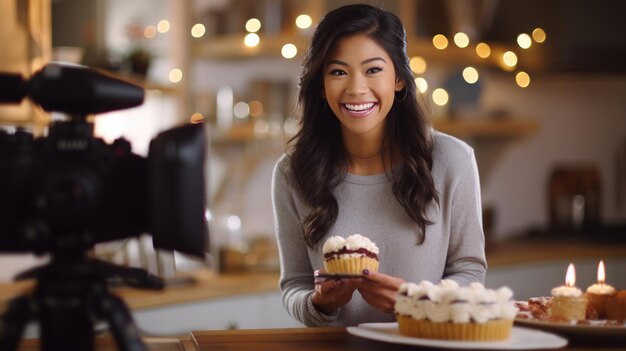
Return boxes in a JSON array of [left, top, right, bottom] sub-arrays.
[[0, 63, 208, 351], [0, 63, 207, 256]]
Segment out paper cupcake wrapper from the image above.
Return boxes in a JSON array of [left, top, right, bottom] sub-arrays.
[[323, 256, 379, 274], [396, 315, 513, 341]]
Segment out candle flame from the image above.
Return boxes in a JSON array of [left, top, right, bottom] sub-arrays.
[[597, 260, 606, 284], [565, 263, 576, 287]]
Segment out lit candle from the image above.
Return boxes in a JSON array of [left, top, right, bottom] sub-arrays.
[[586, 260, 615, 295], [549, 263, 588, 321], [551, 263, 582, 297], [585, 260, 616, 320]]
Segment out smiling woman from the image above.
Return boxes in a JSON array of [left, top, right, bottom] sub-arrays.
[[323, 34, 405, 165], [271, 3, 487, 328]]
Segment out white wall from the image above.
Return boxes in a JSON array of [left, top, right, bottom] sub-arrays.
[[480, 73, 626, 239]]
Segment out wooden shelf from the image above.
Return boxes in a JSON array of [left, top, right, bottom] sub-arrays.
[[192, 33, 521, 70], [95, 69, 181, 95], [193, 33, 310, 60]]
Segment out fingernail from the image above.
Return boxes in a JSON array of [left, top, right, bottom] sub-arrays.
[[363, 269, 369, 275]]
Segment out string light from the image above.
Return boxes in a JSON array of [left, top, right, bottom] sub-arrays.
[[503, 51, 518, 68], [295, 14, 312, 29], [432, 88, 449, 106], [432, 34, 448, 50], [409, 56, 427, 74], [532, 28, 547, 43], [169, 69, 183, 83], [245, 18, 261, 33], [516, 71, 531, 88], [517, 33, 532, 49], [475, 43, 491, 58], [414, 77, 428, 93], [462, 67, 479, 84], [453, 32, 470, 48], [281, 43, 297, 59], [157, 20, 170, 33], [244, 33, 260, 47], [191, 23, 206, 38]]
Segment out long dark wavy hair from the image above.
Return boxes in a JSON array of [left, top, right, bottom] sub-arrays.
[[289, 4, 438, 248]]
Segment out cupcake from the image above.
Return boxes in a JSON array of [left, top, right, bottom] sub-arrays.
[[606, 290, 626, 322], [586, 283, 616, 320], [394, 280, 517, 341], [322, 234, 379, 274], [550, 285, 587, 321]]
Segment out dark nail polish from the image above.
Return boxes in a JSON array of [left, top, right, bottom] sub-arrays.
[[363, 269, 369, 275]]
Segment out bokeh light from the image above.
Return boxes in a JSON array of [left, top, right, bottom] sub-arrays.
[[244, 33, 260, 47], [295, 14, 312, 29], [433, 34, 449, 50], [409, 56, 427, 74], [432, 88, 449, 106], [281, 43, 298, 59], [191, 23, 206, 38], [245, 18, 261, 33]]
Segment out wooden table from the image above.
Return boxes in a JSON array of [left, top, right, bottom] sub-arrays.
[[15, 326, 626, 351], [189, 327, 626, 351], [16, 336, 195, 351]]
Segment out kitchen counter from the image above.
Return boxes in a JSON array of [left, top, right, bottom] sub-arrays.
[[0, 269, 280, 313], [2, 236, 626, 313], [485, 236, 626, 266]]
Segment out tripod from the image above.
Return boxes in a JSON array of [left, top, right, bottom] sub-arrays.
[[0, 251, 164, 351]]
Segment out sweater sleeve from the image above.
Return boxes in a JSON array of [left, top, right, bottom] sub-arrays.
[[443, 149, 488, 285], [271, 157, 339, 326]]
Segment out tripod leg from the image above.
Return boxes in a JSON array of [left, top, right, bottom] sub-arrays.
[[95, 292, 146, 351], [0, 294, 34, 351]]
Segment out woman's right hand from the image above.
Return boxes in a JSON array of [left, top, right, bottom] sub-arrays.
[[311, 270, 360, 314]]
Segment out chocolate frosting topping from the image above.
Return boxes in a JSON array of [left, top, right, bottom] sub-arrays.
[[324, 247, 379, 260]]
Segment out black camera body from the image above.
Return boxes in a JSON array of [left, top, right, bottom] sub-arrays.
[[0, 122, 151, 253], [0, 63, 208, 351], [0, 63, 207, 257]]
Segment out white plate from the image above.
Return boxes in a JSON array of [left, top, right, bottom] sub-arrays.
[[347, 322, 568, 350]]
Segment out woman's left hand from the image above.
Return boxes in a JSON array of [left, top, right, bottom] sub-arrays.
[[357, 269, 406, 313]]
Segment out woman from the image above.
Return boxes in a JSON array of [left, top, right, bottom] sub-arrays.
[[271, 4, 486, 327]]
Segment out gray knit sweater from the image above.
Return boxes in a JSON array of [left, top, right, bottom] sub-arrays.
[[271, 131, 487, 327]]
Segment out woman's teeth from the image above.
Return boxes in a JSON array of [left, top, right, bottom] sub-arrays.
[[344, 102, 375, 112]]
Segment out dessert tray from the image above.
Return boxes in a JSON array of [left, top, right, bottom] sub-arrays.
[[347, 322, 568, 350], [515, 299, 626, 338]]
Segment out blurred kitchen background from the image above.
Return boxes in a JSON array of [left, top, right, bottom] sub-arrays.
[[1, 0, 626, 334]]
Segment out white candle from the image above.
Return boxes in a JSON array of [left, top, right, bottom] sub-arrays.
[[551, 263, 583, 297], [586, 260, 616, 294]]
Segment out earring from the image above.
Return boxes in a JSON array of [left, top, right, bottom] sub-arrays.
[[394, 88, 408, 102]]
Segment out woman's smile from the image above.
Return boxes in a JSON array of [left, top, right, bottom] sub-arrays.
[[342, 102, 378, 118]]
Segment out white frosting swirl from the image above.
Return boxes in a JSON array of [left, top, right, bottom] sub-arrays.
[[394, 280, 518, 324], [586, 283, 616, 295], [322, 234, 380, 255], [551, 285, 582, 297]]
